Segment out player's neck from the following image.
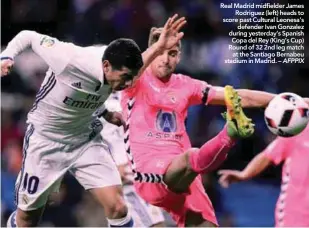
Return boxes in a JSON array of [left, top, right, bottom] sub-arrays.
[[158, 75, 172, 83]]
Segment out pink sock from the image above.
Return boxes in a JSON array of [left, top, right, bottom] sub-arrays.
[[189, 126, 236, 174]]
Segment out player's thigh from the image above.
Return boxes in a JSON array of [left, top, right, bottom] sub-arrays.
[[164, 149, 199, 192], [124, 186, 165, 227], [16, 124, 68, 212]]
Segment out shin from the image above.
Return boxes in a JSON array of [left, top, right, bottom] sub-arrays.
[[189, 127, 235, 174]]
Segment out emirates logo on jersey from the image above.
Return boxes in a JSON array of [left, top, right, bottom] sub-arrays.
[[156, 110, 177, 132]]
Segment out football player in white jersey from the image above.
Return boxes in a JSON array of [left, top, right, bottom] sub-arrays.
[[101, 92, 166, 227], [1, 14, 186, 227]]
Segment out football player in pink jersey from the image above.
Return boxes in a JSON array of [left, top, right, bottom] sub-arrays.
[[120, 26, 308, 227], [218, 123, 309, 227]]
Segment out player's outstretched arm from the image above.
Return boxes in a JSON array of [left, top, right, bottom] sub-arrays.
[[0, 30, 38, 77], [1, 30, 36, 67], [209, 87, 276, 108], [236, 89, 277, 107], [1, 30, 70, 77], [218, 152, 272, 188], [211, 88, 309, 108], [138, 14, 186, 77]]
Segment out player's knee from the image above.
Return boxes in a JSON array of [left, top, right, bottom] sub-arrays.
[[105, 197, 128, 219], [173, 150, 193, 172], [184, 148, 199, 172], [164, 150, 197, 187], [182, 151, 192, 171]]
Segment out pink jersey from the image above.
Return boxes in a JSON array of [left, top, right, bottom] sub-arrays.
[[263, 124, 309, 227], [121, 69, 216, 170]]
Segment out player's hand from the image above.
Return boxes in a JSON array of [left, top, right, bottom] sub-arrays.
[[218, 170, 246, 188], [1, 58, 14, 77], [118, 164, 134, 185], [104, 111, 126, 127], [156, 14, 186, 50]]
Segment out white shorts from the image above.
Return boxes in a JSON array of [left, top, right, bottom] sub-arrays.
[[15, 124, 121, 211], [123, 185, 165, 227]]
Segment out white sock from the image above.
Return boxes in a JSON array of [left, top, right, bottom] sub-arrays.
[[106, 211, 134, 227]]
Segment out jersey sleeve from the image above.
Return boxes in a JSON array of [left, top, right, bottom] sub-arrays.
[[263, 137, 289, 165], [1, 30, 73, 75], [187, 77, 216, 106]]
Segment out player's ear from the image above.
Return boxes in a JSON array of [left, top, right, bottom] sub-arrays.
[[103, 60, 111, 74]]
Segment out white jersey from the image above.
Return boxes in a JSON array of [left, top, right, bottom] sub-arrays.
[[1, 31, 107, 144]]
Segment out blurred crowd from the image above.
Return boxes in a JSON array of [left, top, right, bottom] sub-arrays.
[[1, 0, 308, 226]]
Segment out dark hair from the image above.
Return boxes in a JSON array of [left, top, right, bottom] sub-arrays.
[[148, 32, 161, 47], [102, 38, 143, 74]]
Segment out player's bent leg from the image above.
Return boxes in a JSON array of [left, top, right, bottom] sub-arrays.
[[163, 150, 198, 193], [164, 126, 237, 193], [164, 86, 255, 193]]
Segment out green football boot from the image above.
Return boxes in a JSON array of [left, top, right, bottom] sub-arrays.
[[222, 85, 255, 138]]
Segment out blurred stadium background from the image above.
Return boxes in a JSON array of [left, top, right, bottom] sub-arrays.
[[1, 0, 308, 226]]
